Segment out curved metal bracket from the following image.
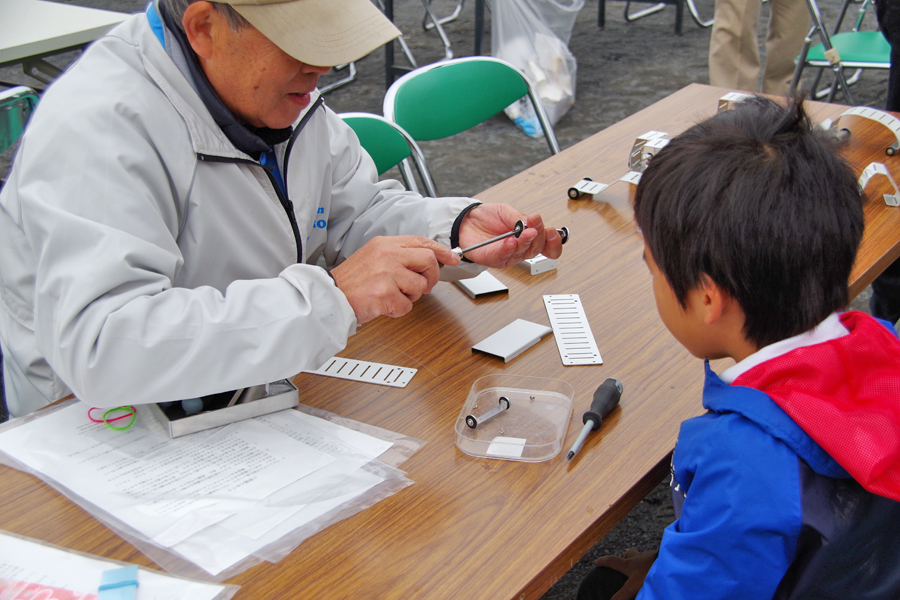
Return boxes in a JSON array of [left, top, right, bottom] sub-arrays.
[[822, 106, 900, 157], [859, 162, 900, 206]]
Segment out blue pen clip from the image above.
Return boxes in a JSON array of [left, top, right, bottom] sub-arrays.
[[98, 565, 139, 600]]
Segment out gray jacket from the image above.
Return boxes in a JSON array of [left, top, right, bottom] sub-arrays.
[[0, 12, 480, 417]]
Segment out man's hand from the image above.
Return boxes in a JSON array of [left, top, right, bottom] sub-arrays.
[[593, 549, 658, 600], [330, 235, 460, 324], [457, 204, 563, 268]]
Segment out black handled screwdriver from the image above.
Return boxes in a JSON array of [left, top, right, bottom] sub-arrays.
[[567, 378, 623, 460]]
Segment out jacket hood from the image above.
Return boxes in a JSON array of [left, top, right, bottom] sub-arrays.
[[733, 311, 900, 502]]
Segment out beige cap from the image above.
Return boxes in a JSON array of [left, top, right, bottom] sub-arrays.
[[216, 0, 401, 67]]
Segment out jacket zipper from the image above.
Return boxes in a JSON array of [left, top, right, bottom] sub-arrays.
[[197, 95, 325, 265]]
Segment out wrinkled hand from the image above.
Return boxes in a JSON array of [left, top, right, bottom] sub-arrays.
[[457, 204, 563, 268], [593, 549, 657, 600], [330, 235, 460, 324]]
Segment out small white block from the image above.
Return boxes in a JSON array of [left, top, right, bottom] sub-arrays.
[[523, 254, 558, 275]]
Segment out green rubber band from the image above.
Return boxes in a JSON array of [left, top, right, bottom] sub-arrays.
[[103, 406, 136, 431]]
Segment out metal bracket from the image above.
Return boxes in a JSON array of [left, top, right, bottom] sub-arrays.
[[859, 162, 900, 206], [628, 131, 669, 172], [821, 107, 900, 157], [717, 92, 754, 113]]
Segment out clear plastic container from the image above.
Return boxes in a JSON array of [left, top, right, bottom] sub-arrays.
[[454, 374, 574, 462]]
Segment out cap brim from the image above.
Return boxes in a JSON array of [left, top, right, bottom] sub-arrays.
[[233, 0, 401, 67]]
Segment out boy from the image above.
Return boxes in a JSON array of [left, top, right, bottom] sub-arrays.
[[578, 96, 900, 600]]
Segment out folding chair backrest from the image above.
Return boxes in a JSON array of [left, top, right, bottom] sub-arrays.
[[386, 58, 529, 140], [342, 113, 413, 175], [0, 86, 39, 155], [340, 112, 438, 197], [383, 56, 560, 156]]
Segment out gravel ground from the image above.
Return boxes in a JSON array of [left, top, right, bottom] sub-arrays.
[[0, 0, 885, 596]]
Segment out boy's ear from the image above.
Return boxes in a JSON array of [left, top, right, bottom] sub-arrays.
[[698, 274, 729, 325]]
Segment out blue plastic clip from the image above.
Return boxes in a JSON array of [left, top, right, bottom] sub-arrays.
[[98, 565, 139, 600]]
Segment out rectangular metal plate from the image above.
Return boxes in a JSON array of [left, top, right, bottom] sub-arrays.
[[472, 318, 553, 362], [543, 294, 603, 366], [306, 357, 417, 388], [454, 271, 509, 299]]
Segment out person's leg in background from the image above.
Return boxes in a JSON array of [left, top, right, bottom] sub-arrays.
[[761, 0, 810, 95], [576, 566, 629, 600], [872, 0, 900, 324], [709, 0, 764, 92]]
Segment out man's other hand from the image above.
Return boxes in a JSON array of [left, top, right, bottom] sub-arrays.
[[458, 204, 564, 268], [330, 236, 460, 324]]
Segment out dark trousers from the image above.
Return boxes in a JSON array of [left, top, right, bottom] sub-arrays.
[[873, 0, 900, 323], [576, 567, 630, 600]]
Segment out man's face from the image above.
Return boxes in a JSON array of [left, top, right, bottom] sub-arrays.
[[199, 13, 331, 130]]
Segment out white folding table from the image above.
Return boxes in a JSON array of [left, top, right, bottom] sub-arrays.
[[0, 0, 129, 84]]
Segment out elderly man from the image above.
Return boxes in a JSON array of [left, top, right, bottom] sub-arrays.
[[0, 0, 563, 418]]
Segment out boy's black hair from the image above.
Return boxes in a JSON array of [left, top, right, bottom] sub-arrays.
[[634, 95, 865, 349]]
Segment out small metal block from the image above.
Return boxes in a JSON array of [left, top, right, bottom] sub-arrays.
[[524, 254, 558, 275]]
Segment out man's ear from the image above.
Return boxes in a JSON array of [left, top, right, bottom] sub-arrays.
[[182, 1, 217, 59], [698, 274, 729, 325]]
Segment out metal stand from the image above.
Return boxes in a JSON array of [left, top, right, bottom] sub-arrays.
[[788, 0, 856, 104], [598, 0, 712, 34]]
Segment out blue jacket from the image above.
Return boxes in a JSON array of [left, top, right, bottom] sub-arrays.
[[639, 356, 900, 599]]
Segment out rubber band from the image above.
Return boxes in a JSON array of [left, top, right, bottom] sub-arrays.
[[87, 406, 137, 431]]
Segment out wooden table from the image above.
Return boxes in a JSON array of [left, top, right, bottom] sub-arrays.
[[1, 84, 898, 599], [0, 0, 128, 85]]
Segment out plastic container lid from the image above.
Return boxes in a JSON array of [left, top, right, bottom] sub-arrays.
[[454, 374, 574, 462]]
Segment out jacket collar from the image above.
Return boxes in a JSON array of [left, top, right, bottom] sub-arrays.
[[703, 363, 848, 479], [731, 311, 900, 502]]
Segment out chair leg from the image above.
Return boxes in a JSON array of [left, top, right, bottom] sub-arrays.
[[624, 1, 667, 23], [419, 0, 454, 60], [685, 0, 713, 27], [788, 30, 814, 95], [423, 0, 465, 31], [792, 0, 856, 104], [398, 159, 423, 196]]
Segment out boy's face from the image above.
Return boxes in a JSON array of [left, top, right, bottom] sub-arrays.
[[642, 241, 714, 360]]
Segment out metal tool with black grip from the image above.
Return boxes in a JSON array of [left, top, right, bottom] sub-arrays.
[[566, 378, 622, 460]]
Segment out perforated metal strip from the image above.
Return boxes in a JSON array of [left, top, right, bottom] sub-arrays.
[[543, 294, 603, 366], [305, 358, 417, 388]]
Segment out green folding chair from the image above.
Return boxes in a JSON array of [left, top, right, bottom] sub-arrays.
[[340, 112, 438, 198], [0, 85, 35, 420], [1, 86, 38, 157], [788, 0, 890, 104], [383, 56, 560, 196]]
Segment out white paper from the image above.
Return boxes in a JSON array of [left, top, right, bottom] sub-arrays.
[[0, 531, 227, 600], [0, 403, 402, 577], [487, 436, 527, 458], [0, 405, 335, 549]]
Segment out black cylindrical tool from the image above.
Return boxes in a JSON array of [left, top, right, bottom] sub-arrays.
[[567, 378, 623, 460]]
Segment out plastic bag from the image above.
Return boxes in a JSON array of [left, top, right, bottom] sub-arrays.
[[492, 0, 584, 138]]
